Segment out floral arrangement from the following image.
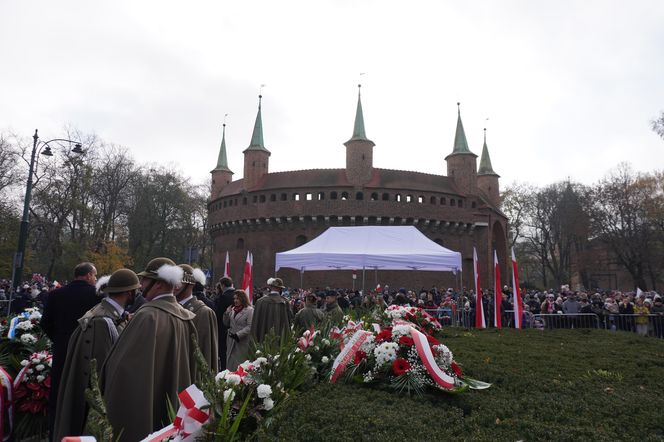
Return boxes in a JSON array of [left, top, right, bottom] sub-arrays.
[[329, 306, 490, 395], [7, 308, 45, 346], [12, 350, 52, 439]]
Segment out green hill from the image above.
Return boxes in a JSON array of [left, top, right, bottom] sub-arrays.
[[259, 329, 664, 441]]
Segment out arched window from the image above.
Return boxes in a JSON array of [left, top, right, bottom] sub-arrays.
[[371, 192, 378, 201], [382, 193, 389, 201], [281, 193, 287, 201], [242, 197, 247, 205], [341, 192, 349, 200], [356, 192, 364, 200], [450, 199, 456, 207], [331, 191, 338, 200], [236, 238, 245, 249], [458, 199, 463, 208], [306, 193, 313, 201], [318, 192, 325, 200], [259, 195, 266, 203], [293, 193, 300, 201], [440, 197, 446, 205], [418, 196, 424, 203], [406, 195, 413, 203], [395, 194, 402, 202], [430, 196, 436, 204], [270, 194, 276, 202]]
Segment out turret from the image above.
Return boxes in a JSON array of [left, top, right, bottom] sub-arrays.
[[445, 103, 477, 195], [477, 128, 501, 206], [243, 95, 271, 190], [344, 85, 375, 186], [210, 123, 234, 200]]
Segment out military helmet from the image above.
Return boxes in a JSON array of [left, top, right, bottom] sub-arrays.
[[137, 257, 177, 280], [103, 268, 141, 294]]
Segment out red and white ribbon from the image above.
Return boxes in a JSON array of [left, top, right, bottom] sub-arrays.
[[62, 437, 97, 442], [0, 367, 13, 441], [297, 326, 317, 351], [140, 384, 210, 442], [330, 330, 371, 383], [410, 327, 455, 390], [371, 323, 381, 333]]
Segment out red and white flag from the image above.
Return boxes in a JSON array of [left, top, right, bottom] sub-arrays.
[[473, 247, 486, 329], [223, 251, 231, 278], [240, 251, 253, 303], [511, 248, 523, 329], [493, 250, 502, 329]]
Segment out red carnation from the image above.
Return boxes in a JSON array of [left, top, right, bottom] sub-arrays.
[[375, 329, 393, 343], [26, 382, 40, 391], [399, 336, 415, 347], [43, 376, 51, 388], [451, 361, 463, 377], [391, 358, 411, 376], [426, 334, 440, 347], [354, 350, 367, 365]]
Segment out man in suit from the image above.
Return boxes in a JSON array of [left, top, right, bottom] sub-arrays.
[[215, 277, 235, 370], [40, 262, 100, 441]]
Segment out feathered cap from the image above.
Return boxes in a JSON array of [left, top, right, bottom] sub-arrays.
[[95, 275, 111, 293], [178, 264, 207, 286], [138, 257, 182, 286]]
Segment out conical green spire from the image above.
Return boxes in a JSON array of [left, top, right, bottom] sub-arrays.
[[478, 128, 498, 175], [452, 102, 472, 154], [213, 123, 232, 173], [347, 85, 373, 143], [244, 95, 270, 153]]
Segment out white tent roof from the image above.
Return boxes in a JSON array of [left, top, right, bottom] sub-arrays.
[[275, 226, 462, 272]]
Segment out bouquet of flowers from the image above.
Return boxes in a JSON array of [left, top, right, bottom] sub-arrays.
[[295, 326, 341, 381], [330, 306, 490, 395], [7, 308, 46, 347], [13, 350, 52, 438]]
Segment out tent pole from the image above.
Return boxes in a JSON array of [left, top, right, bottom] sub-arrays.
[[362, 266, 366, 293], [300, 268, 304, 289]]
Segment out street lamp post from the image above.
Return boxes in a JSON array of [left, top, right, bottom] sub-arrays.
[[11, 129, 83, 294]]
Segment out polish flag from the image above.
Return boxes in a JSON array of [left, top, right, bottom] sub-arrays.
[[223, 251, 231, 278], [493, 250, 502, 329], [473, 247, 486, 329], [241, 251, 253, 303], [511, 248, 523, 329]]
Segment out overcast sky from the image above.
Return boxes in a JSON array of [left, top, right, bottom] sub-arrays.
[[2, 0, 663, 188]]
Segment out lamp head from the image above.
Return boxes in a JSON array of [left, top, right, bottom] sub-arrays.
[[41, 147, 54, 157], [71, 143, 84, 154]]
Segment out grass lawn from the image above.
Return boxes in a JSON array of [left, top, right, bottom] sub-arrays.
[[260, 329, 664, 441]]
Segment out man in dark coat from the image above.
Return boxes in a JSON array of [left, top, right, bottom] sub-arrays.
[[215, 277, 235, 370], [251, 278, 293, 343], [40, 262, 99, 441], [53, 268, 139, 441]]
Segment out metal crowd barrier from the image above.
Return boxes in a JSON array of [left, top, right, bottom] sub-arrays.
[[422, 307, 663, 339]]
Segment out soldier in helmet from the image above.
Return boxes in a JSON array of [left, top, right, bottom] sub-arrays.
[[251, 277, 293, 343], [101, 258, 198, 442], [53, 268, 139, 441], [176, 264, 219, 372]]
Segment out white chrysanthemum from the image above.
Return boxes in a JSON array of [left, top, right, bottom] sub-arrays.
[[304, 354, 312, 361], [373, 342, 399, 366], [215, 370, 230, 382], [223, 389, 235, 402], [391, 324, 411, 338], [253, 357, 267, 366], [363, 372, 374, 382], [20, 359, 29, 367], [20, 333, 37, 344], [35, 364, 45, 371], [321, 356, 329, 364], [16, 320, 33, 331], [263, 397, 274, 411], [31, 357, 40, 364], [322, 338, 330, 346], [257, 384, 272, 399], [29, 311, 42, 320], [37, 375, 45, 382], [225, 374, 241, 386]]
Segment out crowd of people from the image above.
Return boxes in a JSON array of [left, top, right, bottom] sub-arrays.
[[2, 265, 663, 440]]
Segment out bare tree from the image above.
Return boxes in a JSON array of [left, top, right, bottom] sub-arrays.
[[652, 111, 664, 140]]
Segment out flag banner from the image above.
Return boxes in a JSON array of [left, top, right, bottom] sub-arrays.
[[241, 251, 253, 303], [511, 248, 523, 329], [493, 250, 502, 329], [473, 247, 486, 329]]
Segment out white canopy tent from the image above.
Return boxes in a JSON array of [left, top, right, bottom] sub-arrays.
[[275, 226, 462, 276]]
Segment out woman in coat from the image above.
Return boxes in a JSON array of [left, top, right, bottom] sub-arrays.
[[222, 289, 254, 370]]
